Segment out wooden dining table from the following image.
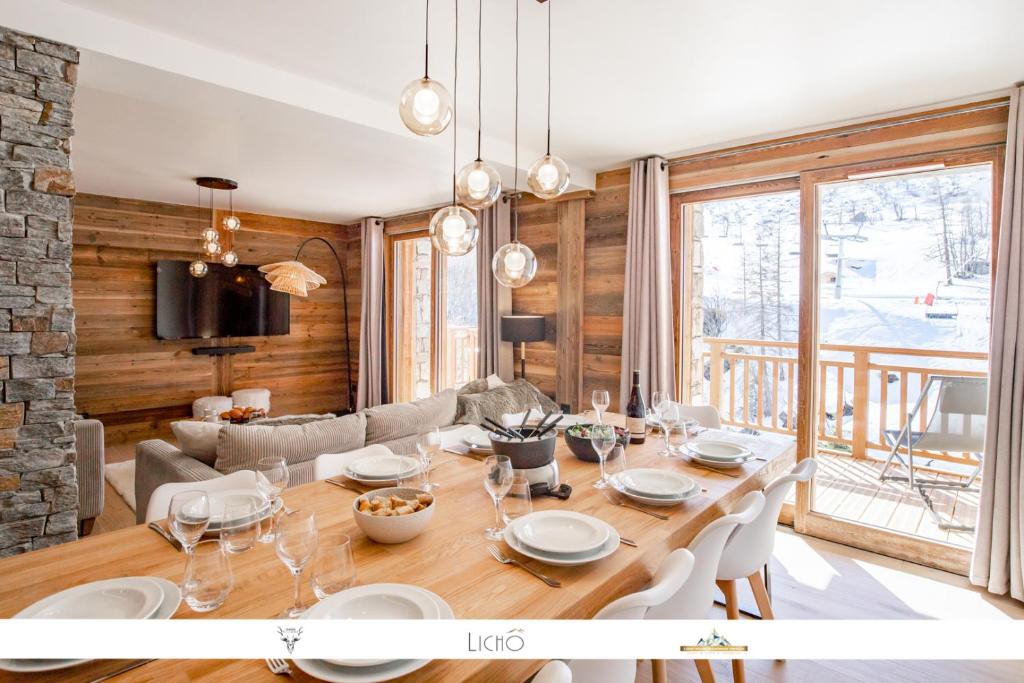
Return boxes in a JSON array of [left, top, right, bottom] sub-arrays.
[[0, 418, 795, 683]]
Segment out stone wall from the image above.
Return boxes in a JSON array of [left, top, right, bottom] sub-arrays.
[[0, 27, 78, 556]]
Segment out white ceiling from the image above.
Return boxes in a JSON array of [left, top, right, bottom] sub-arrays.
[[3, 0, 1022, 222]]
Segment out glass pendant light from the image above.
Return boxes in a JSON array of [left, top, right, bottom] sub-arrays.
[[399, 0, 453, 136], [430, 0, 479, 257], [491, 0, 536, 289], [526, 0, 570, 200], [455, 0, 501, 210], [220, 250, 239, 267], [189, 260, 208, 278], [203, 239, 221, 256], [201, 227, 219, 243], [222, 190, 241, 231]]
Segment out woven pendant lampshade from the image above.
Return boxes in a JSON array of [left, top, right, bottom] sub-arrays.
[[258, 260, 326, 298]]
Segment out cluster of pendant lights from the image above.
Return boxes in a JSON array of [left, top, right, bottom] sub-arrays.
[[189, 177, 242, 278], [398, 0, 567, 288]]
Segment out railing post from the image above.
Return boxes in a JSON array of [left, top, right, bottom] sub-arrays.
[[852, 349, 870, 460], [709, 340, 722, 416]]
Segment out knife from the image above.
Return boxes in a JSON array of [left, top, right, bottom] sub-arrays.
[[146, 522, 182, 551], [89, 659, 156, 682]]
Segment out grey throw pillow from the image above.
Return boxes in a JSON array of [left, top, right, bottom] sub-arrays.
[[454, 379, 559, 426], [214, 412, 367, 474], [457, 377, 489, 395], [364, 389, 458, 445]]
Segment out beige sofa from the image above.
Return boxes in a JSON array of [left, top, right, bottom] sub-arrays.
[[133, 390, 458, 523]]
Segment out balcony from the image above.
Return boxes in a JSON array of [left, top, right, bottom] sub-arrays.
[[701, 337, 986, 548], [441, 324, 479, 392]]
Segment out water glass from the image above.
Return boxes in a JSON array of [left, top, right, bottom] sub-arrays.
[[256, 456, 289, 543], [483, 455, 513, 540], [502, 475, 533, 525], [665, 424, 690, 457], [416, 428, 442, 491], [605, 444, 628, 484], [589, 424, 616, 489], [183, 539, 233, 612], [168, 490, 210, 553], [220, 495, 259, 554], [311, 533, 357, 600], [592, 390, 611, 424], [275, 509, 319, 618]]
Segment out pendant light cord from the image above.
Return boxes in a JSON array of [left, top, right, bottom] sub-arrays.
[[423, 0, 430, 78], [475, 0, 482, 161], [546, 0, 551, 155], [512, 0, 519, 243], [451, 0, 459, 205]]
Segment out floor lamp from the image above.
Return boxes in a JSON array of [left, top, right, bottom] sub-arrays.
[[500, 315, 546, 381]]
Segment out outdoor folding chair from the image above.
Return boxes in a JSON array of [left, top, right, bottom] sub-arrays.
[[878, 375, 987, 531]]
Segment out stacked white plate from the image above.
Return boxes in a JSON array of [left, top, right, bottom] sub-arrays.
[[684, 440, 754, 469], [0, 577, 181, 674], [295, 583, 453, 683], [197, 489, 281, 532], [610, 468, 700, 507], [344, 454, 421, 485], [461, 430, 494, 454], [503, 511, 619, 566]]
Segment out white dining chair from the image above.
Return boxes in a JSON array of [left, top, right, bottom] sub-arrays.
[[312, 444, 396, 481], [647, 491, 765, 683], [533, 660, 572, 683], [568, 548, 695, 683], [667, 403, 722, 429], [145, 470, 258, 524]]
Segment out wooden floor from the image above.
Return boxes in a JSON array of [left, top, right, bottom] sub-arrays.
[[637, 528, 1024, 682], [802, 452, 977, 549]]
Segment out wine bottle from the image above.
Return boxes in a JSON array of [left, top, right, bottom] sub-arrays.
[[626, 369, 647, 444]]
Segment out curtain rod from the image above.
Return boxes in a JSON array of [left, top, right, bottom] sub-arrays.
[[662, 99, 1009, 170]]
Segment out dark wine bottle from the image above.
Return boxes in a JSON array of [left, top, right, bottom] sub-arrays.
[[626, 369, 647, 444]]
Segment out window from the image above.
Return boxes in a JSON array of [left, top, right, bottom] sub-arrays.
[[388, 231, 479, 402]]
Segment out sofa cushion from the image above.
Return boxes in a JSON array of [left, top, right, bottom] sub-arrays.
[[454, 379, 559, 426], [364, 389, 458, 445], [170, 420, 222, 466], [458, 377, 489, 395], [214, 412, 367, 474]]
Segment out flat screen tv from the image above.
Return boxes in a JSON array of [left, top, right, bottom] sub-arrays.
[[155, 260, 290, 339]]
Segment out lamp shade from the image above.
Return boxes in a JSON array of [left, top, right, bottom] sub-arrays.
[[501, 315, 546, 343], [258, 260, 326, 298]]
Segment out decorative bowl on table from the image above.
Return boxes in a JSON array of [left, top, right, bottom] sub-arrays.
[[352, 487, 435, 544], [219, 406, 267, 424], [563, 423, 630, 462], [487, 428, 557, 469]]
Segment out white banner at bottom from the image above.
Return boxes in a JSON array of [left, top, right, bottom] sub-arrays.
[[2, 620, 1023, 661]]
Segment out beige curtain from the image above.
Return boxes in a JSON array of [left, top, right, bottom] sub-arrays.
[[971, 84, 1024, 601], [619, 157, 676, 411], [356, 217, 386, 410], [477, 197, 514, 381]]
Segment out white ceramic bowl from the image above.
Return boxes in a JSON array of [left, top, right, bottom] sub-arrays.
[[351, 487, 435, 544]]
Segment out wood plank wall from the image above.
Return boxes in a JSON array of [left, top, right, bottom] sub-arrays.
[[72, 194, 360, 448]]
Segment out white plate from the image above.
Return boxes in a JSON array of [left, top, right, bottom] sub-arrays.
[[0, 577, 180, 674], [611, 476, 702, 507], [347, 455, 420, 481], [617, 468, 696, 498], [687, 440, 751, 461], [685, 449, 753, 469], [503, 522, 619, 567], [15, 577, 165, 620], [295, 588, 453, 682], [194, 489, 277, 531], [512, 511, 609, 555]]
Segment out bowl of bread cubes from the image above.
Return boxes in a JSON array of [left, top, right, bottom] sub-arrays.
[[352, 487, 436, 544]]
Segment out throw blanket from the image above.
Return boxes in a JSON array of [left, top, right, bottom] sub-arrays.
[[455, 379, 559, 426]]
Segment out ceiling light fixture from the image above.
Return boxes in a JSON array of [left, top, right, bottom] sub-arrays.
[[492, 0, 537, 288], [429, 0, 479, 257], [455, 0, 501, 210], [526, 0, 569, 199], [399, 0, 453, 136], [190, 177, 242, 277]]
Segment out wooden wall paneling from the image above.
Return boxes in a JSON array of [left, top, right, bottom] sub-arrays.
[[556, 199, 586, 411]]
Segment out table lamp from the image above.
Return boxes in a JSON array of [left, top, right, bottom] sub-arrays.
[[501, 315, 546, 381]]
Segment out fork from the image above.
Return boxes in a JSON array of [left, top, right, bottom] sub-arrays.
[[599, 490, 670, 520], [265, 658, 292, 676], [487, 545, 561, 587]]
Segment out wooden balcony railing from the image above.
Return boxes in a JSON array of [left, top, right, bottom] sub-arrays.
[[701, 337, 988, 470], [442, 324, 479, 391]]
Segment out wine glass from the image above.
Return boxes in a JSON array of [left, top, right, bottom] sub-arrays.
[[182, 539, 233, 612], [275, 509, 319, 618], [483, 455, 513, 540], [311, 533, 357, 600], [502, 475, 533, 525], [168, 490, 210, 554], [256, 456, 289, 543], [592, 390, 611, 424], [416, 428, 442, 492], [220, 495, 259, 554], [589, 424, 616, 489]]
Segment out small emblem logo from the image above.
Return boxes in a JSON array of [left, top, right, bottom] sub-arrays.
[[278, 626, 303, 654], [681, 629, 748, 653]]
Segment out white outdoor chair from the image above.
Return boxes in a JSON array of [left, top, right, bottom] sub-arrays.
[[716, 459, 817, 624], [675, 404, 722, 430], [145, 470, 258, 524], [533, 660, 572, 683], [313, 445, 395, 481], [879, 375, 987, 530], [567, 548, 695, 683], [647, 491, 765, 683]]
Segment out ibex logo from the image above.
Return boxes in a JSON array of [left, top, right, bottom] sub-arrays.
[[277, 627, 303, 654], [467, 628, 526, 653]]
